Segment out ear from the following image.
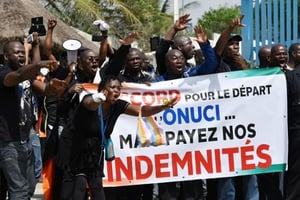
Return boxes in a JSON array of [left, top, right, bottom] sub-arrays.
[[78, 63, 84, 70], [3, 53, 8, 61], [177, 45, 183, 51], [101, 88, 109, 96]]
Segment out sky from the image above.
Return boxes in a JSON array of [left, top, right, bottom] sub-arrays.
[[167, 0, 241, 25]]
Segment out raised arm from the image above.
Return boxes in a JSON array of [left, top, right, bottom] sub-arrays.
[[156, 14, 192, 75], [165, 14, 192, 41], [3, 60, 57, 87], [188, 25, 218, 75], [44, 18, 58, 62], [214, 15, 245, 58], [103, 32, 138, 76], [98, 27, 115, 67], [82, 91, 177, 115], [31, 32, 42, 64], [24, 38, 32, 65]]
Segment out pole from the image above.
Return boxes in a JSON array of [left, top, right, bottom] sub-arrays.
[[174, 0, 179, 23]]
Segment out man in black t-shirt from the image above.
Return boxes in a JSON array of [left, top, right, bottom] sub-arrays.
[[0, 40, 56, 199]]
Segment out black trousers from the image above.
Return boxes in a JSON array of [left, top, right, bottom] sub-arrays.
[[284, 133, 300, 200]]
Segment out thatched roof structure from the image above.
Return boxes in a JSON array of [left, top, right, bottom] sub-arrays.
[[0, 0, 99, 56]]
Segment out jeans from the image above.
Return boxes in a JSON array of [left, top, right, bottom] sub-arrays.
[[29, 128, 42, 182], [218, 175, 259, 200], [0, 139, 35, 200]]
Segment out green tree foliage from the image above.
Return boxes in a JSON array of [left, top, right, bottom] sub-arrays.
[[197, 5, 241, 39], [44, 0, 173, 51]]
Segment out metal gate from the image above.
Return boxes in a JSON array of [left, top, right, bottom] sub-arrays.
[[241, 0, 299, 63]]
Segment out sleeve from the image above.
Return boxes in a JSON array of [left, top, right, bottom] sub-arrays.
[[105, 99, 130, 138], [285, 70, 293, 98], [155, 39, 173, 75], [0, 66, 11, 87], [189, 42, 218, 76], [103, 45, 131, 76]]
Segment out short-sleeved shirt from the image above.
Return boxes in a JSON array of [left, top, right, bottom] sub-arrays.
[[69, 97, 129, 177], [0, 65, 34, 141]]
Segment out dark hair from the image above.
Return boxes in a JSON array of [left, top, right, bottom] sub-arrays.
[[98, 75, 121, 92], [288, 43, 300, 55], [126, 48, 142, 59], [3, 40, 19, 54], [78, 48, 92, 58]]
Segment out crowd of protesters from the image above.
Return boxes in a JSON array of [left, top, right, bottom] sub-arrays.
[[0, 12, 300, 200]]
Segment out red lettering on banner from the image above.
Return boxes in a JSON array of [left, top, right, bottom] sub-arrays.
[[241, 144, 256, 170], [156, 90, 168, 104], [127, 90, 181, 106], [105, 146, 273, 183], [115, 157, 133, 181], [257, 144, 272, 168], [155, 154, 170, 178], [195, 150, 213, 174], [215, 149, 222, 173], [172, 152, 193, 176], [222, 147, 239, 172], [142, 92, 155, 105], [130, 92, 142, 106], [135, 156, 152, 179], [106, 161, 114, 181]]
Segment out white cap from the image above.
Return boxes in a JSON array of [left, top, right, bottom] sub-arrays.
[[93, 19, 110, 31]]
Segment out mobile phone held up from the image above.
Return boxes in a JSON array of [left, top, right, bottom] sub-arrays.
[[28, 16, 46, 36], [91, 35, 107, 42], [27, 34, 34, 43]]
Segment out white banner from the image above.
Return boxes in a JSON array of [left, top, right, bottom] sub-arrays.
[[98, 67, 288, 187]]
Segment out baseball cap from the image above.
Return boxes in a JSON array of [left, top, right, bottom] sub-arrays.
[[228, 34, 242, 42]]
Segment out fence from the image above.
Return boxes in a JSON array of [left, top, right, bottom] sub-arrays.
[[241, 0, 299, 63]]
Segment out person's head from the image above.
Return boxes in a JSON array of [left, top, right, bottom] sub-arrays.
[[140, 52, 154, 73], [78, 49, 99, 78], [165, 49, 186, 76], [288, 43, 300, 67], [98, 75, 122, 104], [258, 46, 271, 68], [222, 35, 242, 60], [124, 48, 143, 75], [270, 44, 288, 69], [172, 35, 195, 60], [3, 40, 25, 70]]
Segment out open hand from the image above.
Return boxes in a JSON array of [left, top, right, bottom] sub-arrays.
[[119, 32, 139, 46], [174, 14, 192, 31]]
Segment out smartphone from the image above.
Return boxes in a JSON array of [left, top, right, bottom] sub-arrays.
[[27, 34, 34, 43], [91, 35, 107, 42]]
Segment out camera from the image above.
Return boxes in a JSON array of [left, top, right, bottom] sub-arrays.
[[91, 35, 107, 42], [28, 16, 46, 36]]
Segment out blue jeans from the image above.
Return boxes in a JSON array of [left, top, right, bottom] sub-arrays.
[[29, 128, 42, 183], [0, 139, 35, 200], [218, 175, 259, 200]]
